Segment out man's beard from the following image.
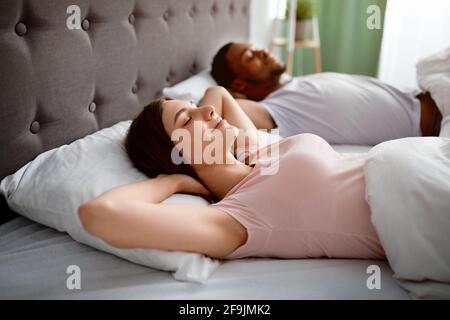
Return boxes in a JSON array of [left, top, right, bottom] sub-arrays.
[[247, 63, 287, 86], [272, 64, 286, 77], [268, 63, 286, 83]]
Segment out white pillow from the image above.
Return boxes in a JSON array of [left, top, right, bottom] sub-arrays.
[[365, 137, 450, 298], [162, 69, 217, 104], [0, 121, 220, 283]]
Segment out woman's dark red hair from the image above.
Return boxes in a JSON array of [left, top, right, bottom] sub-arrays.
[[124, 97, 198, 179]]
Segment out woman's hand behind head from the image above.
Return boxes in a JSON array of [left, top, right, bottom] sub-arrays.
[[159, 174, 212, 199]]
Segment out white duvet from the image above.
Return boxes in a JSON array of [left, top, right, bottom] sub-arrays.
[[364, 137, 450, 299]]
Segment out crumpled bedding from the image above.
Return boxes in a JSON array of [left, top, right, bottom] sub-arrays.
[[364, 137, 450, 299]]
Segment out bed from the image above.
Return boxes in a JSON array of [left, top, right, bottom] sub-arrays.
[[0, 0, 411, 299], [1, 216, 411, 299]]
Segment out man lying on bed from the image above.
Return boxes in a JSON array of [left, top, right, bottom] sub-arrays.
[[210, 42, 444, 145]]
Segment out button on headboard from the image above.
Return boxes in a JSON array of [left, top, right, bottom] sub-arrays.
[[0, 0, 250, 181]]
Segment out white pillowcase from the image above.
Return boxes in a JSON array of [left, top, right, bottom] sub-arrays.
[[0, 120, 220, 283], [162, 69, 217, 104]]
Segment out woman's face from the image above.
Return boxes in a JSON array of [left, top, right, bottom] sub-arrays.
[[161, 99, 239, 165]]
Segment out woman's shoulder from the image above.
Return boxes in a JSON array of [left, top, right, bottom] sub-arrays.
[[254, 133, 331, 158], [205, 204, 248, 258]]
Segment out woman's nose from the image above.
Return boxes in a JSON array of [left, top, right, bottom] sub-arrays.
[[197, 105, 215, 120]]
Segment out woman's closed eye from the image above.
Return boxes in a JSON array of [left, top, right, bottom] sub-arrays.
[[184, 117, 192, 126], [183, 103, 198, 126]]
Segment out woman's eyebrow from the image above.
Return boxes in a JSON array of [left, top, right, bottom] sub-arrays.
[[173, 107, 187, 124]]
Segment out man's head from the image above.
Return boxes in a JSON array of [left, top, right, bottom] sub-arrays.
[[211, 42, 286, 100]]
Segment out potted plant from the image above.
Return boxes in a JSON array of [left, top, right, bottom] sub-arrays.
[[286, 0, 316, 41]]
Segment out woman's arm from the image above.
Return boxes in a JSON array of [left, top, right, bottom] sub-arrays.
[[199, 86, 259, 163], [85, 174, 208, 204], [78, 175, 246, 258], [235, 99, 277, 130]]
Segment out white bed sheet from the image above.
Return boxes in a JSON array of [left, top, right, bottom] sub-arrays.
[[0, 216, 409, 300], [2, 144, 402, 300]]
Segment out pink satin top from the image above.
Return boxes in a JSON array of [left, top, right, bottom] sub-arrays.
[[211, 133, 385, 260]]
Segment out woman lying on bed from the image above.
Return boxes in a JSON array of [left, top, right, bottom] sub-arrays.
[[78, 86, 385, 260]]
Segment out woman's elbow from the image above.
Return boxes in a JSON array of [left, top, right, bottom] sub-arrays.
[[206, 85, 227, 94], [77, 199, 114, 236]]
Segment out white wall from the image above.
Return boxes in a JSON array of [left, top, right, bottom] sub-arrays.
[[249, 0, 280, 48]]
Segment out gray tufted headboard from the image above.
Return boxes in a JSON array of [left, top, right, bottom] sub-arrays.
[[0, 0, 250, 223]]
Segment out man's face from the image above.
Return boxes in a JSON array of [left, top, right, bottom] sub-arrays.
[[226, 43, 285, 85]]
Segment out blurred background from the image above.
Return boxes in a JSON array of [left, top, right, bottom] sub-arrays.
[[250, 0, 450, 88]]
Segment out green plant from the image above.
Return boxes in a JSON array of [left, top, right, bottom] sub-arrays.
[[286, 0, 316, 21]]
